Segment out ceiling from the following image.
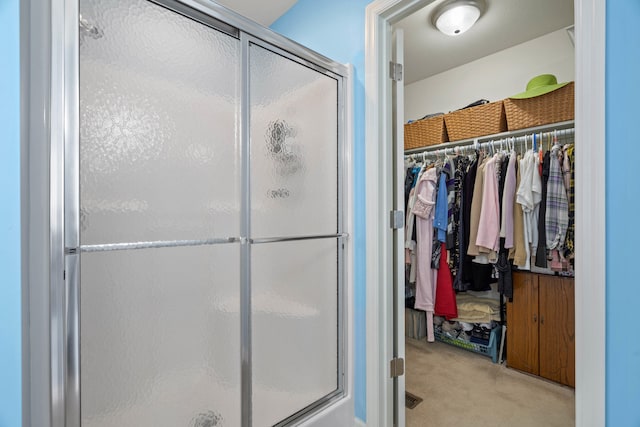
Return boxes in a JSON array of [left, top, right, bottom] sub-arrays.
[[211, 0, 573, 85], [394, 0, 574, 84], [214, 0, 297, 26]]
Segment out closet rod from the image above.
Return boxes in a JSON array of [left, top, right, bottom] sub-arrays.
[[404, 119, 575, 156], [407, 127, 574, 160]]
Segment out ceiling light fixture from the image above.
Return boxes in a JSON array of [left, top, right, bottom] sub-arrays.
[[431, 0, 485, 37]]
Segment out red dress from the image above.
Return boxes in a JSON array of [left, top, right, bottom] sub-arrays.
[[434, 243, 458, 320]]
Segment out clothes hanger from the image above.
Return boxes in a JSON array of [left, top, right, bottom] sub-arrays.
[[545, 133, 551, 152], [453, 146, 461, 158], [517, 135, 523, 154], [446, 148, 456, 171], [538, 133, 543, 153], [438, 148, 446, 167]]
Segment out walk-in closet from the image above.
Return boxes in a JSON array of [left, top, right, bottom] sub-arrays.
[[394, 0, 576, 425]]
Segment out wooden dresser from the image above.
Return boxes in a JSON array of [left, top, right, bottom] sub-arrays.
[[506, 271, 575, 387]]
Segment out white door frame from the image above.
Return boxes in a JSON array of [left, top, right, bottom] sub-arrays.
[[364, 0, 606, 426]]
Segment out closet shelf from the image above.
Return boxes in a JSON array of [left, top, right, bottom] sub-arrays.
[[404, 120, 574, 155]]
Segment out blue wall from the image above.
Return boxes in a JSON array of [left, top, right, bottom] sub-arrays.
[[271, 1, 372, 421], [605, 1, 640, 426], [0, 0, 22, 426], [274, 0, 640, 425]]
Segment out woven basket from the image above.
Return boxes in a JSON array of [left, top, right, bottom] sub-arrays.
[[504, 82, 575, 131], [404, 115, 448, 150], [444, 101, 507, 141]]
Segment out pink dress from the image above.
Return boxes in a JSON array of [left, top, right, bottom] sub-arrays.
[[476, 155, 501, 256], [412, 167, 438, 342]]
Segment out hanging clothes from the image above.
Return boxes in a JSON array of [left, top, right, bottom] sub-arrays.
[[545, 145, 569, 253], [405, 127, 576, 346], [405, 165, 422, 209], [564, 144, 576, 260], [434, 169, 449, 243], [404, 165, 422, 285], [465, 152, 496, 292], [434, 242, 458, 320], [413, 167, 438, 342], [519, 154, 532, 270], [432, 166, 450, 272], [467, 155, 488, 257], [476, 154, 501, 259], [497, 153, 513, 299], [459, 155, 479, 289], [510, 155, 528, 267], [445, 160, 457, 251], [535, 151, 551, 268], [501, 149, 518, 249], [451, 156, 470, 290], [516, 149, 542, 269], [405, 184, 418, 283]]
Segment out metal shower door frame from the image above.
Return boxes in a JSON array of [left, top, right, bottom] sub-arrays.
[[241, 33, 349, 427], [50, 0, 350, 426]]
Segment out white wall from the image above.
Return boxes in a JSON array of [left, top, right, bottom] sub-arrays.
[[405, 28, 575, 121]]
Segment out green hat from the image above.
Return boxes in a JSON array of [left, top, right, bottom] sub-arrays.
[[509, 74, 570, 99]]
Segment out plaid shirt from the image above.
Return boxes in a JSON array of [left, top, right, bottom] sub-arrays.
[[564, 145, 575, 258], [545, 146, 569, 250]]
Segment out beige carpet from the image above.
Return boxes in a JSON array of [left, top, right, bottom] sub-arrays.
[[405, 338, 575, 427]]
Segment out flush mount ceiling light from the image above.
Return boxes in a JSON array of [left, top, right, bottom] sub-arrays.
[[432, 0, 485, 36]]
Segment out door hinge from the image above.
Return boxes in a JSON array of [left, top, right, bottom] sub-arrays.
[[390, 210, 404, 230], [389, 61, 403, 82], [390, 357, 405, 378]]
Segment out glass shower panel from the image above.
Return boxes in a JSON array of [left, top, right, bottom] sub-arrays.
[[79, 0, 240, 245], [251, 239, 339, 426], [249, 43, 339, 239], [80, 245, 240, 427]]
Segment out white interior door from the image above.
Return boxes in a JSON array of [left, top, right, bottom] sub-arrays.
[[391, 28, 406, 427]]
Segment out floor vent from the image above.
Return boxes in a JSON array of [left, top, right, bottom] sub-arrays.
[[405, 391, 423, 409]]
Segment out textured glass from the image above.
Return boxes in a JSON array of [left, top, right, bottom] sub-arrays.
[[79, 0, 240, 245], [80, 245, 240, 427], [251, 239, 339, 426], [250, 43, 339, 238]]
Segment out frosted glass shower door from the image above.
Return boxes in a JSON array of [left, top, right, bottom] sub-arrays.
[[249, 42, 343, 426], [77, 0, 241, 425]]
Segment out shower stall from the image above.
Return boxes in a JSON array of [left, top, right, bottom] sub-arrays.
[[51, 0, 350, 426]]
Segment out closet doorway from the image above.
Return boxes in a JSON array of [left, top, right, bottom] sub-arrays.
[[397, 1, 576, 425], [364, 0, 606, 426]]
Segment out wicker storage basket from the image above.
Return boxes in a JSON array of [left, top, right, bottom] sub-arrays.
[[504, 82, 574, 131], [404, 115, 448, 150], [443, 101, 507, 141]]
